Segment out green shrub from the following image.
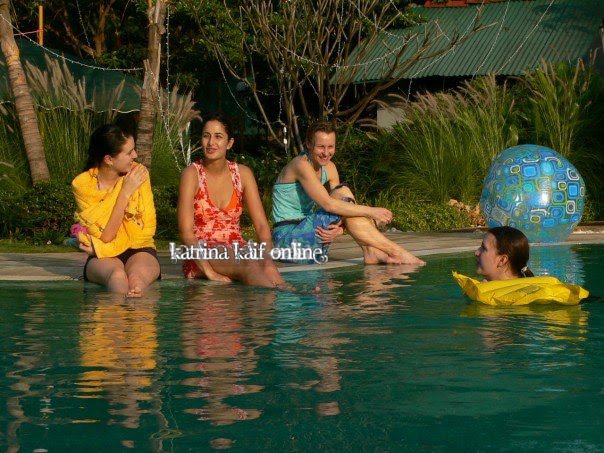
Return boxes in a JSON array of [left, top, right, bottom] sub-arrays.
[[152, 185, 179, 241], [385, 74, 518, 205], [372, 192, 471, 232], [0, 182, 76, 243]]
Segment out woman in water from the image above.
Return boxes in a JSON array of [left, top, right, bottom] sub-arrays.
[[475, 226, 534, 281], [72, 124, 160, 297], [177, 113, 284, 287]]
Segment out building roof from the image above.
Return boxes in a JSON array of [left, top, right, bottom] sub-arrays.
[[340, 0, 604, 84]]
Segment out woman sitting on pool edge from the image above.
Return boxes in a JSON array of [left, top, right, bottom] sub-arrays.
[[177, 113, 285, 287], [271, 120, 424, 265], [72, 124, 160, 297], [475, 226, 534, 281]]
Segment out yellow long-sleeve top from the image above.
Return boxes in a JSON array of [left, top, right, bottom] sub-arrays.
[[72, 164, 156, 259]]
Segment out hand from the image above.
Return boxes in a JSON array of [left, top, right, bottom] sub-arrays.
[[370, 207, 393, 225], [315, 223, 344, 244], [78, 238, 95, 256], [121, 163, 148, 198]]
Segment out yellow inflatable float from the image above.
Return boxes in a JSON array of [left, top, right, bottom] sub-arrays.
[[452, 271, 589, 306]]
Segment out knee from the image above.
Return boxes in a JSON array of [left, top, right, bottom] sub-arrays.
[[108, 268, 128, 285], [330, 185, 355, 201]]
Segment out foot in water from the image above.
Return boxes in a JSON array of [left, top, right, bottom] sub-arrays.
[[363, 246, 425, 265], [126, 287, 142, 298]]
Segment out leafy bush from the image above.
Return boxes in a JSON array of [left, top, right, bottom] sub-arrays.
[[153, 185, 179, 240], [0, 182, 75, 243], [372, 191, 471, 232]]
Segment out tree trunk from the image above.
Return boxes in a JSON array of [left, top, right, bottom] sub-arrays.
[[0, 0, 50, 184], [136, 0, 166, 169]]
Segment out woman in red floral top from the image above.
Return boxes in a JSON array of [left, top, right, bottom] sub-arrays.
[[178, 114, 284, 287]]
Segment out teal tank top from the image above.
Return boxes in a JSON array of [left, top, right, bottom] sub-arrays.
[[271, 166, 327, 223]]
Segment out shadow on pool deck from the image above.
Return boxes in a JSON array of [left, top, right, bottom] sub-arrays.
[[1, 227, 603, 281]]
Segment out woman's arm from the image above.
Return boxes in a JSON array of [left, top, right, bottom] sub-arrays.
[[293, 160, 392, 224], [177, 165, 231, 282], [99, 164, 148, 243], [240, 165, 273, 246]]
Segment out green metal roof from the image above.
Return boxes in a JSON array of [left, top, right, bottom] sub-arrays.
[[0, 39, 143, 112], [340, 0, 604, 84]]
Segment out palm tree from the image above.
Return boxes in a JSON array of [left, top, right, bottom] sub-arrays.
[[136, 0, 166, 169], [0, 0, 49, 184]]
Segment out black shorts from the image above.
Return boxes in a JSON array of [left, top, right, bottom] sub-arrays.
[[83, 247, 161, 281]]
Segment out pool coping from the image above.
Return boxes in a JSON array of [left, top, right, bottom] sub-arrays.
[[1, 227, 603, 282]]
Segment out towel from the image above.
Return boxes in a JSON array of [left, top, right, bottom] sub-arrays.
[[72, 163, 156, 258]]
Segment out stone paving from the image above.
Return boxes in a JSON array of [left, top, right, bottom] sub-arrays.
[[0, 227, 603, 281]]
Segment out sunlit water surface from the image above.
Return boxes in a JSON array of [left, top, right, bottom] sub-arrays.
[[1, 244, 603, 450]]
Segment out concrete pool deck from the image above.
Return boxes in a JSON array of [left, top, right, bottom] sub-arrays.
[[1, 226, 603, 281]]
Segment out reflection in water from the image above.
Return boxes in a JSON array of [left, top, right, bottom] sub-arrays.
[[463, 304, 589, 349], [77, 290, 160, 432], [180, 285, 275, 427], [340, 264, 419, 315], [6, 289, 51, 453], [276, 265, 421, 417], [530, 245, 585, 286]]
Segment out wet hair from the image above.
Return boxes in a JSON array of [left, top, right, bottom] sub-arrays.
[[488, 226, 534, 278], [201, 113, 234, 139], [305, 120, 336, 146], [84, 124, 131, 170]]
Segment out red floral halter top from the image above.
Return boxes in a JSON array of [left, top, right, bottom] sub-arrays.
[[191, 159, 245, 245], [182, 160, 245, 279]]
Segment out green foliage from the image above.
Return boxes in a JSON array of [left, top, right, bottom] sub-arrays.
[[371, 191, 471, 232], [385, 74, 518, 205], [233, 146, 287, 215], [152, 185, 179, 241], [517, 59, 604, 219], [519, 59, 597, 158], [150, 88, 201, 187], [0, 106, 29, 193], [0, 182, 75, 243], [333, 127, 383, 202]]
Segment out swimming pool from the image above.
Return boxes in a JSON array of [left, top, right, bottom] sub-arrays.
[[1, 244, 602, 450]]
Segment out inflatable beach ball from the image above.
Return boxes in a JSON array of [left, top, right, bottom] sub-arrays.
[[480, 144, 585, 243]]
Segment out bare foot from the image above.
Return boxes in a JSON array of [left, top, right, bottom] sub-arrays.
[[364, 246, 425, 265], [126, 287, 142, 298], [390, 251, 425, 265], [363, 246, 389, 264]]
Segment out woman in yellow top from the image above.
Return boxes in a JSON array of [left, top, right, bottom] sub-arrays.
[[72, 124, 160, 297]]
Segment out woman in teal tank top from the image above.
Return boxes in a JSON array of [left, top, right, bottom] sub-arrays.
[[271, 121, 424, 266]]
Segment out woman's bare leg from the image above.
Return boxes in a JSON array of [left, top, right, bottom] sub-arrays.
[[330, 186, 425, 265], [124, 252, 161, 297], [85, 258, 130, 294], [194, 248, 285, 288]]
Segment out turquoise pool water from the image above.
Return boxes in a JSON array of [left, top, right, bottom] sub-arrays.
[[1, 244, 603, 450]]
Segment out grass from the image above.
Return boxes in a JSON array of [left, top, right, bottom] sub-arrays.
[[0, 239, 177, 254], [0, 239, 77, 253]]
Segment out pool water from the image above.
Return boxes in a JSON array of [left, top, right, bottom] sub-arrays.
[[1, 244, 603, 450]]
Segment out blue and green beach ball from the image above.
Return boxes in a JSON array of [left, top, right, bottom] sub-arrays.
[[480, 144, 585, 243]]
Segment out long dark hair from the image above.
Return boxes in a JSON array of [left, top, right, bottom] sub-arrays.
[[201, 113, 234, 139], [488, 226, 534, 278], [84, 124, 131, 170]]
